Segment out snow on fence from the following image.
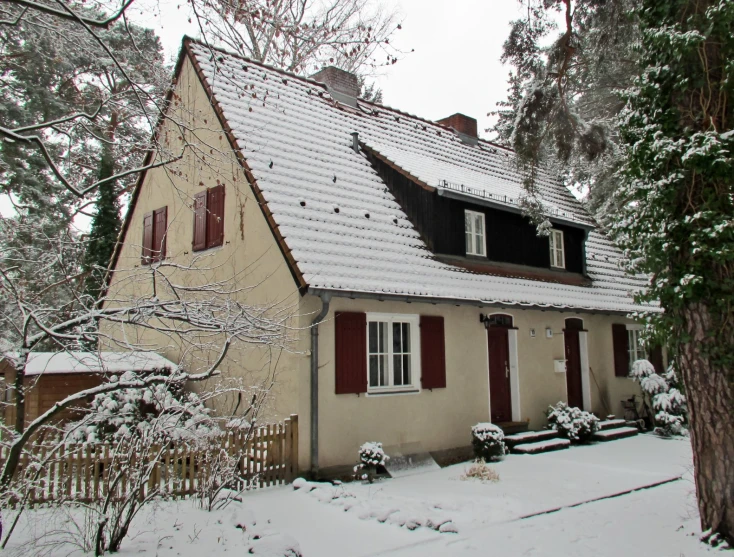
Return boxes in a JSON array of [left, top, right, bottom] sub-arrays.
[[1, 414, 299, 506]]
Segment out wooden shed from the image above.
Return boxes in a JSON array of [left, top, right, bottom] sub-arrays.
[[1, 352, 178, 427]]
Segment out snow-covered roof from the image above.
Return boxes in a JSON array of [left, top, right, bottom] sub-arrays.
[[2, 352, 178, 376], [178, 40, 651, 314], [362, 140, 594, 228]]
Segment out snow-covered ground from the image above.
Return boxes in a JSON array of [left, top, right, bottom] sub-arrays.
[[7, 434, 719, 557]]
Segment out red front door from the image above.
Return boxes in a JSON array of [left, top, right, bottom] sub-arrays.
[[487, 327, 512, 422], [564, 329, 583, 409]]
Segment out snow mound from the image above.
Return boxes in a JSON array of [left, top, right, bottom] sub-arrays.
[[295, 479, 458, 534]]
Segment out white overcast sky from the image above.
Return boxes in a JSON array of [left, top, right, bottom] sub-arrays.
[[134, 0, 527, 138], [0, 1, 525, 220]]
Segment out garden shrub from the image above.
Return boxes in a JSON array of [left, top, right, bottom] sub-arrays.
[[471, 423, 506, 461], [546, 402, 600, 443]]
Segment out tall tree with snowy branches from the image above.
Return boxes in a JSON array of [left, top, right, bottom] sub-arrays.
[[495, 0, 734, 544], [617, 0, 734, 544]]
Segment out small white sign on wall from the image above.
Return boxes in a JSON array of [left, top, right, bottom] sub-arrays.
[[554, 359, 567, 373]]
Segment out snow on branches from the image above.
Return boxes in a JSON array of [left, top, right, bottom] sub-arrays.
[[629, 359, 687, 437]]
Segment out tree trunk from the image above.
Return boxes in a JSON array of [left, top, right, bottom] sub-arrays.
[[679, 302, 734, 545], [12, 352, 28, 434]]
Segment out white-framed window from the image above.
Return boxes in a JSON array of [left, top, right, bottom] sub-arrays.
[[366, 313, 420, 393], [464, 209, 486, 256], [627, 325, 647, 370], [549, 229, 565, 269]]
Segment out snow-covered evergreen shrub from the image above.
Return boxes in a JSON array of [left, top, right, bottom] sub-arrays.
[[353, 442, 389, 483], [630, 360, 688, 437], [470, 423, 506, 461], [67, 370, 217, 443], [546, 402, 600, 443]]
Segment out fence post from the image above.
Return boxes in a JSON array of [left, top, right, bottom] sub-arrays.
[[289, 414, 298, 482]]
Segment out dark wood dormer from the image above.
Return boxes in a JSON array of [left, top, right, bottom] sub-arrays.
[[367, 151, 590, 286]]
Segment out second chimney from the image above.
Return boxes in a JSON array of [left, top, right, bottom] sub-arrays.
[[310, 66, 360, 107], [436, 113, 478, 142]]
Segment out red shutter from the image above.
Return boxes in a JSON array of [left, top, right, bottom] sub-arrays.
[[141, 211, 153, 264], [335, 312, 367, 395], [649, 345, 664, 375], [420, 315, 446, 389], [206, 185, 225, 249], [193, 191, 207, 251], [152, 206, 167, 262], [612, 324, 630, 377]]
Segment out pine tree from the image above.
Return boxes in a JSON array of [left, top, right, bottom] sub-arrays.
[[82, 145, 122, 304], [617, 0, 734, 544]]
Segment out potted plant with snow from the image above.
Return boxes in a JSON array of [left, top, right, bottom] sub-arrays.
[[353, 442, 389, 483], [471, 423, 507, 462]]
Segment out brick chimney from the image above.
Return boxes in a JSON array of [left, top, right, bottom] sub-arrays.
[[437, 113, 478, 141], [310, 66, 360, 107]]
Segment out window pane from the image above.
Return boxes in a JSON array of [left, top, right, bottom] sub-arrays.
[[378, 322, 386, 352], [393, 355, 403, 385], [368, 322, 377, 353], [474, 214, 484, 235], [403, 354, 411, 385], [369, 355, 379, 387], [402, 323, 410, 352], [466, 231, 472, 253], [476, 234, 483, 255], [393, 322, 402, 353], [464, 211, 472, 234], [379, 355, 387, 386]]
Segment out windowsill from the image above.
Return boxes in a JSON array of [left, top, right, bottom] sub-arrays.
[[192, 245, 224, 255], [366, 388, 420, 397], [435, 253, 591, 286]]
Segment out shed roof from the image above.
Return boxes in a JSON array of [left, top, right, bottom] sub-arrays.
[[2, 352, 178, 376]]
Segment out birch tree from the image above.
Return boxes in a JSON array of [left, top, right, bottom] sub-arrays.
[[187, 0, 404, 76]]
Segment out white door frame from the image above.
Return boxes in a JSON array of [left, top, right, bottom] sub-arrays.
[[507, 328, 521, 421], [486, 313, 521, 422], [578, 331, 592, 411]]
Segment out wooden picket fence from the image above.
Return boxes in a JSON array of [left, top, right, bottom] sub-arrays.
[[1, 414, 298, 506]]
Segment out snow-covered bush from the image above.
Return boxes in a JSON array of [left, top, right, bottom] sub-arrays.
[[546, 402, 600, 443], [471, 423, 506, 461], [630, 360, 687, 437], [353, 442, 389, 483], [67, 370, 218, 444]]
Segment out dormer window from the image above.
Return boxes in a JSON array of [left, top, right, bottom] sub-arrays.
[[549, 229, 565, 269], [465, 210, 486, 256]]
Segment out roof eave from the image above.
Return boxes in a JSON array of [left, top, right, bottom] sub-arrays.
[[306, 287, 649, 316]]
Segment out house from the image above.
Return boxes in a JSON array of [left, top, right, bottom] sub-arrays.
[[105, 37, 663, 476], [1, 351, 177, 425]]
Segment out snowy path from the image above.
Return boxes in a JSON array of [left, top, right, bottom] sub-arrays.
[[8, 434, 714, 557], [366, 478, 704, 557]]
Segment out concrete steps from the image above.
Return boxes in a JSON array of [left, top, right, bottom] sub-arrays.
[[512, 438, 571, 455], [505, 430, 559, 450], [505, 417, 640, 455], [593, 426, 639, 442], [598, 418, 627, 431]]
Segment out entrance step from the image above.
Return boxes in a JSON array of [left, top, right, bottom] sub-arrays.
[[593, 426, 639, 442], [598, 419, 627, 431], [512, 438, 571, 455], [504, 430, 559, 449], [496, 421, 529, 435]]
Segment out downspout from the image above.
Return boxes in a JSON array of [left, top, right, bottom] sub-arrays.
[[310, 292, 331, 478]]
